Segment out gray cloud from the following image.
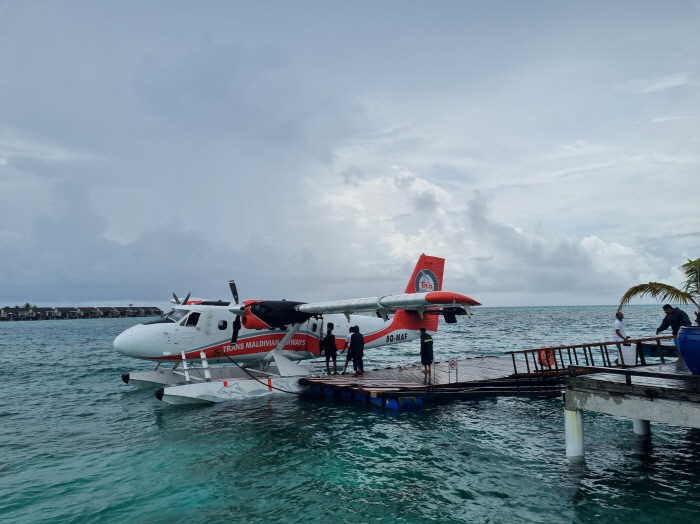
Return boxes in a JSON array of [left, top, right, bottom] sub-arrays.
[[1, 1, 698, 307]]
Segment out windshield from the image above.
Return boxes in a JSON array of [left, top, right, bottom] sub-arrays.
[[168, 309, 188, 322]]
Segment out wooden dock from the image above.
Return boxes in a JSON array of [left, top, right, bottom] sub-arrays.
[[304, 335, 678, 410], [564, 362, 700, 459], [304, 356, 563, 410]]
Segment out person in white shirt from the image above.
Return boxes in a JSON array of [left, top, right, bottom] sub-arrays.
[[613, 311, 631, 365], [613, 311, 628, 342]]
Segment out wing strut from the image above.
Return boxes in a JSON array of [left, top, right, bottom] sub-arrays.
[[263, 323, 303, 361], [260, 323, 309, 377]]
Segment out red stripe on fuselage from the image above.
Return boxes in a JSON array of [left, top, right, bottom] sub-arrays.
[[152, 333, 319, 361]]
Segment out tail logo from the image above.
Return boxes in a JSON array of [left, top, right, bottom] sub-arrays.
[[414, 269, 439, 293]]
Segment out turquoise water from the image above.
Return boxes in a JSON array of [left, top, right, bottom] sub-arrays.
[[1, 306, 699, 523]]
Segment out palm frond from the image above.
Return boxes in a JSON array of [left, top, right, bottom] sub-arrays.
[[618, 282, 700, 311], [681, 257, 700, 297]]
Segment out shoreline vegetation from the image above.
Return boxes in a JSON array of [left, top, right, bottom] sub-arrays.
[[1, 305, 163, 321]]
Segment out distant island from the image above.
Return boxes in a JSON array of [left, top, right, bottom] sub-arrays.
[[1, 305, 163, 321]]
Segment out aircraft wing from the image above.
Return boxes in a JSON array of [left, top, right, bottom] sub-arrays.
[[296, 291, 480, 315]]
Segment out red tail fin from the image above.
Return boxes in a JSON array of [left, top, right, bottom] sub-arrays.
[[394, 254, 446, 332], [404, 254, 444, 293]]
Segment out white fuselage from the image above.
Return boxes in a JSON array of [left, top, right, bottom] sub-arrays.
[[114, 303, 419, 364]]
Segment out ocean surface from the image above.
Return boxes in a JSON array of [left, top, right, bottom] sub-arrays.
[[2, 305, 699, 524]]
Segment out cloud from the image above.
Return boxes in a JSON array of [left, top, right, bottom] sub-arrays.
[[546, 140, 614, 159], [299, 168, 671, 305], [0, 129, 90, 167], [617, 73, 696, 94], [646, 116, 698, 124], [1, 2, 699, 307]]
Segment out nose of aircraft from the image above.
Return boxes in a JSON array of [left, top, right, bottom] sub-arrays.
[[113, 329, 134, 356]]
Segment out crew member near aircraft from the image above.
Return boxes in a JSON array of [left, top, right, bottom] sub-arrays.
[[420, 327, 434, 374], [322, 323, 338, 375], [341, 326, 355, 375], [656, 304, 692, 362], [349, 325, 365, 377]]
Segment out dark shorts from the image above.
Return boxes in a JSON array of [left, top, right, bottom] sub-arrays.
[[421, 350, 433, 365], [325, 349, 337, 361]]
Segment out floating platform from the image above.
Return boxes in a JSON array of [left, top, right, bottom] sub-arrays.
[[305, 356, 563, 410]]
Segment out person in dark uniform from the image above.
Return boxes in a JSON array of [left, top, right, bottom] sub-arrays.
[[656, 304, 692, 362], [349, 325, 365, 377], [341, 326, 355, 375], [420, 328, 434, 374], [322, 323, 338, 375]]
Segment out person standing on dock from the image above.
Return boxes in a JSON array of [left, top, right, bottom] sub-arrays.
[[656, 304, 692, 362], [341, 326, 355, 375], [613, 311, 631, 366], [322, 323, 338, 375], [349, 325, 365, 377], [420, 327, 434, 374]]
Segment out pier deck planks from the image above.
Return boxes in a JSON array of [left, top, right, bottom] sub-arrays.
[[305, 356, 552, 407], [567, 362, 700, 403], [311, 356, 519, 388]]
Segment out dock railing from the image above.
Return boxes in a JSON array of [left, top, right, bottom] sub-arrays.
[[504, 335, 675, 377]]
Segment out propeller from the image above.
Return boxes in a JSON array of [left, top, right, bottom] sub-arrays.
[[171, 291, 192, 305], [228, 280, 239, 304], [229, 280, 242, 345], [226, 278, 311, 343]]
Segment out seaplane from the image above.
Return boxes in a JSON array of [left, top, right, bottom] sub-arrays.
[[114, 254, 480, 404]]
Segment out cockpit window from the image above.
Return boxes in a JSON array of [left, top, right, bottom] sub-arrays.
[[185, 312, 201, 327], [168, 309, 188, 322]]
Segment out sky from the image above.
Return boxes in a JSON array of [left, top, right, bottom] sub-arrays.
[[1, 1, 699, 309]]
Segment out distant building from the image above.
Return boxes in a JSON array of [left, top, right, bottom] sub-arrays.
[[0, 305, 163, 320], [34, 307, 58, 320], [54, 307, 81, 320]]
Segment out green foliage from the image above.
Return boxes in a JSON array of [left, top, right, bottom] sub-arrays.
[[618, 282, 699, 310], [681, 257, 700, 297], [618, 257, 700, 325]]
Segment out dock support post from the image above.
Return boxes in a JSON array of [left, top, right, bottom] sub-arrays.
[[632, 419, 651, 436], [565, 408, 584, 459]]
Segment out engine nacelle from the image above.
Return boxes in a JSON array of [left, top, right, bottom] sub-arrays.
[[241, 309, 273, 330], [241, 300, 312, 329]]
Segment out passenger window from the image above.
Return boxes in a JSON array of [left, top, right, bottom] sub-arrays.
[[312, 323, 317, 332], [218, 320, 228, 330], [185, 312, 201, 327]]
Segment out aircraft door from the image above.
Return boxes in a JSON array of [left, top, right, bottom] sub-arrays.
[[175, 312, 201, 349], [305, 318, 322, 355]]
